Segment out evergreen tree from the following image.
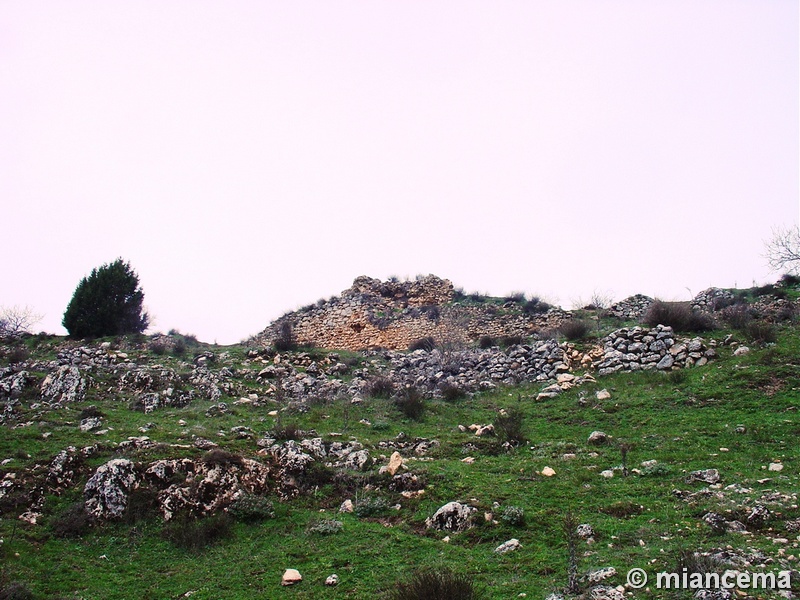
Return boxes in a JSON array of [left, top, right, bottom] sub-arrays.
[[62, 259, 150, 338]]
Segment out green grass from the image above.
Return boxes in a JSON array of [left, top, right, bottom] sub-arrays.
[[1, 323, 799, 598]]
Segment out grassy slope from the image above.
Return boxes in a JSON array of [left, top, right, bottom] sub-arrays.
[[0, 322, 798, 599]]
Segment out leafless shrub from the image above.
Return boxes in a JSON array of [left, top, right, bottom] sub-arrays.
[[0, 306, 43, 338]]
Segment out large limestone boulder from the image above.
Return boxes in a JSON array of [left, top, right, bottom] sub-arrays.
[[425, 501, 476, 532], [84, 458, 139, 519], [41, 366, 86, 404]]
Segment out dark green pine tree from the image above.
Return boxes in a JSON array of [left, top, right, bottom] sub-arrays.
[[62, 259, 150, 338]]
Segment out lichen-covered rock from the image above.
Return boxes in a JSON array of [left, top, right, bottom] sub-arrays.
[[84, 458, 139, 519], [425, 501, 476, 532], [41, 366, 86, 404], [47, 447, 83, 492], [0, 369, 31, 400], [148, 457, 270, 520], [687, 468, 721, 485]]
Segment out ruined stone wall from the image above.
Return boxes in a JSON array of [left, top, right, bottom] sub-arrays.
[[254, 275, 570, 351]]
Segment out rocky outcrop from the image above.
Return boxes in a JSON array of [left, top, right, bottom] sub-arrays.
[[148, 457, 271, 520], [41, 366, 86, 404], [84, 458, 139, 519], [0, 368, 31, 400], [262, 438, 373, 500]]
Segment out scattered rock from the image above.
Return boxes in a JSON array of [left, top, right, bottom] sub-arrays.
[[541, 466, 556, 477], [588, 431, 609, 446], [687, 469, 721, 485], [587, 567, 616, 584], [495, 538, 521, 553], [281, 569, 302, 586], [324, 574, 339, 587], [386, 451, 403, 476], [595, 389, 611, 401], [425, 501, 476, 532]]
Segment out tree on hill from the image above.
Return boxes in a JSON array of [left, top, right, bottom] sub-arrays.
[[764, 225, 800, 275], [62, 259, 150, 338]]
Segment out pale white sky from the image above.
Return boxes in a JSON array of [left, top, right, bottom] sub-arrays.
[[1, 1, 798, 344]]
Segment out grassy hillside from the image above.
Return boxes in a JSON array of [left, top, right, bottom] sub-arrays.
[[0, 299, 798, 599]]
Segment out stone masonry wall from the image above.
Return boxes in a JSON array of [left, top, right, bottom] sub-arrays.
[[255, 275, 569, 351]]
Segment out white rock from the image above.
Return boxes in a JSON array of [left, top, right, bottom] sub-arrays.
[[769, 462, 784, 472], [600, 470, 614, 479], [595, 389, 611, 401], [733, 346, 750, 356], [281, 569, 302, 586], [541, 466, 556, 477], [324, 574, 339, 586], [495, 538, 522, 553]]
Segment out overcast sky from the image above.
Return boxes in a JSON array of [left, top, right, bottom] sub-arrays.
[[2, 1, 798, 345]]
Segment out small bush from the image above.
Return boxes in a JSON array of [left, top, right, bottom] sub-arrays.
[[227, 494, 275, 522], [746, 321, 777, 344], [640, 463, 671, 477], [273, 322, 297, 352], [201, 449, 245, 468], [558, 320, 590, 341], [51, 501, 94, 538], [643, 300, 715, 333], [78, 405, 104, 420], [667, 369, 687, 385], [394, 387, 426, 421], [297, 462, 335, 488], [354, 496, 389, 518], [272, 423, 302, 441], [752, 284, 777, 297], [494, 407, 526, 446], [308, 518, 343, 535], [720, 304, 753, 330], [172, 337, 186, 356], [504, 292, 526, 304], [467, 293, 487, 303], [421, 305, 441, 321], [778, 273, 800, 288], [499, 335, 524, 348], [0, 582, 37, 600], [162, 512, 232, 551], [477, 335, 495, 349], [6, 346, 29, 365], [365, 376, 395, 399], [122, 486, 160, 524], [500, 505, 525, 526], [388, 568, 481, 600], [148, 339, 167, 355], [439, 382, 467, 402], [408, 336, 436, 352], [522, 297, 553, 315]]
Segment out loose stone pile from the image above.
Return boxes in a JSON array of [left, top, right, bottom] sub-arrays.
[[597, 325, 717, 375], [608, 295, 654, 320]]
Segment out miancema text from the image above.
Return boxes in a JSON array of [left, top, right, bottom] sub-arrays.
[[657, 569, 792, 590]]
